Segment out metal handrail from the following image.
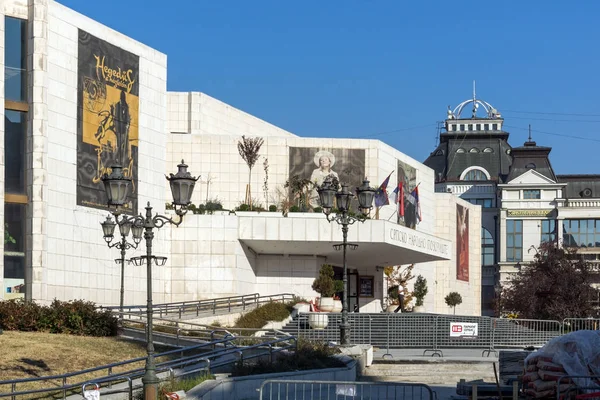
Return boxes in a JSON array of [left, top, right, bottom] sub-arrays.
[[0, 335, 234, 398], [0, 331, 297, 399], [102, 293, 295, 316]]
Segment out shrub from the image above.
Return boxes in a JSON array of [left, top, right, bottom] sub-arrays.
[[231, 339, 344, 376], [413, 275, 428, 307], [269, 205, 277, 212], [0, 299, 118, 336], [234, 301, 294, 329], [313, 207, 322, 213], [312, 264, 336, 297], [289, 205, 300, 213], [205, 199, 223, 213], [236, 204, 250, 212]]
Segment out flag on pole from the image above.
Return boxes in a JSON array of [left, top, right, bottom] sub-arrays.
[[404, 185, 422, 223], [392, 183, 404, 217], [374, 172, 393, 207]]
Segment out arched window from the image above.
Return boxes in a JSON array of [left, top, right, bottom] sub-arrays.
[[482, 228, 494, 266], [462, 168, 489, 181], [469, 147, 480, 153], [456, 148, 466, 153], [483, 147, 494, 153]]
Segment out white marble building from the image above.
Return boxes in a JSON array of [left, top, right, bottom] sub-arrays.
[[2, 0, 482, 316]]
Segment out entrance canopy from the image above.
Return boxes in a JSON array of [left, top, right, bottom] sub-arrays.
[[238, 215, 451, 267]]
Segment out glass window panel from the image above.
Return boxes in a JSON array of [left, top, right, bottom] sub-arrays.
[[542, 220, 549, 231], [5, 110, 26, 194], [588, 220, 595, 234], [483, 199, 492, 208], [516, 221, 523, 232], [515, 234, 523, 246], [572, 220, 579, 230], [580, 220, 588, 231], [507, 236, 514, 247], [483, 254, 494, 266], [507, 220, 514, 232], [515, 249, 522, 261], [5, 17, 27, 102], [4, 203, 26, 292]]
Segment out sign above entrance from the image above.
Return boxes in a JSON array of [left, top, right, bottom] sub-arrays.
[[507, 209, 554, 217], [388, 227, 450, 257]]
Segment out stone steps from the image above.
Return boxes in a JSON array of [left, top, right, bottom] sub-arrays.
[[363, 361, 498, 385]]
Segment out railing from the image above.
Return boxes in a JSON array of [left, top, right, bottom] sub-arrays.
[[101, 292, 295, 319], [291, 313, 600, 357], [258, 380, 435, 400], [0, 319, 297, 400]]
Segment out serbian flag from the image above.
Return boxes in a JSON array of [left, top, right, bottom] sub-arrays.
[[405, 186, 422, 223], [374, 172, 393, 207], [392, 183, 404, 217]]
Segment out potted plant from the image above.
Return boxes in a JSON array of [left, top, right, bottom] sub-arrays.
[[413, 275, 428, 313], [445, 291, 463, 315], [312, 264, 338, 312], [332, 280, 344, 312]]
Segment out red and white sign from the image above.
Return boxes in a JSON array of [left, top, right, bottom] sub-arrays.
[[450, 322, 478, 338]]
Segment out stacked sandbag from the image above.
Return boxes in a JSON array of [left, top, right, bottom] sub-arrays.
[[522, 354, 574, 398]]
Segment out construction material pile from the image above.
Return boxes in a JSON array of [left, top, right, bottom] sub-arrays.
[[522, 330, 600, 399]]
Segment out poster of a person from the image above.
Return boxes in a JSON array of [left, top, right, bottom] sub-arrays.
[[309, 150, 339, 207]]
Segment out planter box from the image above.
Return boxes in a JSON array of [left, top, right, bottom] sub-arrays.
[[187, 358, 356, 400]]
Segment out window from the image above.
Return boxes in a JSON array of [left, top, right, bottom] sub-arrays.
[[451, 124, 457, 132], [460, 124, 465, 131], [5, 17, 27, 102], [506, 220, 523, 262], [469, 198, 493, 208], [541, 220, 556, 244], [523, 190, 541, 199], [435, 149, 444, 156], [468, 124, 473, 131], [456, 148, 465, 153], [463, 169, 488, 181], [469, 147, 479, 153], [5, 110, 26, 193], [482, 228, 495, 266], [483, 147, 494, 153], [564, 219, 600, 248], [492, 123, 498, 130], [484, 123, 489, 130], [526, 163, 536, 170], [476, 124, 481, 130], [4, 16, 28, 299]]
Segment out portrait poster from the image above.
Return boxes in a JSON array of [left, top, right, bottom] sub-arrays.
[[76, 29, 139, 214], [456, 204, 470, 281], [397, 159, 417, 229], [288, 147, 366, 210]]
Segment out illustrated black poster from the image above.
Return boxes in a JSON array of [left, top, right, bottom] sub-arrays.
[[76, 30, 139, 214]]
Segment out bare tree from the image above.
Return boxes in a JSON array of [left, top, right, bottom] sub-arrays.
[[263, 157, 269, 209], [237, 135, 264, 209]]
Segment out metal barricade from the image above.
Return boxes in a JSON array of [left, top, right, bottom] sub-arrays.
[[563, 318, 600, 333], [491, 318, 561, 349], [258, 379, 435, 400]]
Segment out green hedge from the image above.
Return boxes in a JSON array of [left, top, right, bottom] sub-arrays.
[[0, 299, 118, 336], [234, 301, 294, 329]]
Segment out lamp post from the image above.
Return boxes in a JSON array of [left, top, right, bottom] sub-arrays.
[[317, 178, 376, 345], [100, 215, 143, 322], [101, 160, 198, 400]]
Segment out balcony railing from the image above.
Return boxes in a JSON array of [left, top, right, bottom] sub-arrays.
[[556, 198, 600, 208]]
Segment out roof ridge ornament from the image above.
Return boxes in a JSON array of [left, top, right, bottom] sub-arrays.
[[446, 82, 502, 120]]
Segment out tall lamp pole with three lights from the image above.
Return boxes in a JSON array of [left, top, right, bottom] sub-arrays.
[[100, 215, 143, 322], [101, 160, 198, 400], [316, 178, 376, 346]]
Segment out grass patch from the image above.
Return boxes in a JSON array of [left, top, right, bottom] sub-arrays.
[[0, 331, 171, 399], [133, 374, 215, 400], [234, 301, 294, 329], [230, 339, 344, 377]]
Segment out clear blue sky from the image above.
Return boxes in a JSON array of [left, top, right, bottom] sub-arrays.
[[58, 0, 600, 175]]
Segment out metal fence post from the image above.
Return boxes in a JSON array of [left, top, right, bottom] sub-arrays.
[[383, 313, 392, 359]]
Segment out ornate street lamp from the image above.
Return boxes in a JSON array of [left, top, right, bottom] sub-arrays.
[[101, 159, 198, 400], [317, 178, 376, 345], [101, 217, 142, 323]]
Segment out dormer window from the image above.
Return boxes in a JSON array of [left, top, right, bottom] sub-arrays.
[[483, 147, 494, 153], [525, 163, 536, 169], [469, 147, 479, 153], [456, 148, 466, 153], [461, 167, 490, 181]]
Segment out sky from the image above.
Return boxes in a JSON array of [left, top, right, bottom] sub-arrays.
[[58, 0, 600, 175]]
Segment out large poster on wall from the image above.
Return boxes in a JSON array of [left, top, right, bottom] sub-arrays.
[[76, 30, 139, 214], [397, 159, 417, 229], [288, 147, 365, 210], [456, 204, 470, 281]]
